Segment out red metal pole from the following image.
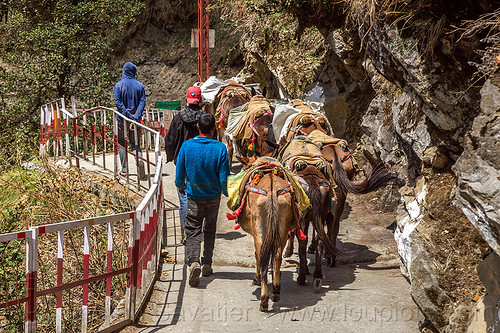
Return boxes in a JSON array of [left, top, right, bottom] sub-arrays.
[[198, 0, 209, 81], [198, 0, 203, 82], [203, 0, 210, 81]]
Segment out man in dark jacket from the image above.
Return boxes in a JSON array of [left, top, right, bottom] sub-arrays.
[[114, 61, 146, 179], [165, 86, 204, 240]]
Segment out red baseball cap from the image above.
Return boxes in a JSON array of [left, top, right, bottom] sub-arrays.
[[186, 86, 202, 104]]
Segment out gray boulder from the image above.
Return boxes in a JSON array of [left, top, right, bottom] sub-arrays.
[[453, 80, 500, 255]]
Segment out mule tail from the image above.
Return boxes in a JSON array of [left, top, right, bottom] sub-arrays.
[[307, 176, 345, 258], [259, 175, 280, 278], [331, 148, 397, 194]]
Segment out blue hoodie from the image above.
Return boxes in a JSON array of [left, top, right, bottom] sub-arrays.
[[175, 136, 230, 200], [114, 62, 146, 122]]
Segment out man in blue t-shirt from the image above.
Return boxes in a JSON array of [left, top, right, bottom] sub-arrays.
[[175, 113, 230, 287]]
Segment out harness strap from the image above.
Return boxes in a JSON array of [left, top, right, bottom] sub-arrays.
[[341, 151, 352, 163], [277, 184, 291, 196], [227, 182, 306, 240], [248, 111, 272, 137], [246, 185, 268, 196]]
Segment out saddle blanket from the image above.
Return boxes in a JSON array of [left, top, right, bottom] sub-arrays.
[[226, 157, 310, 214]]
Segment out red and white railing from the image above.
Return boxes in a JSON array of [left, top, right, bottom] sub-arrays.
[[142, 107, 180, 138], [0, 98, 169, 331], [39, 98, 178, 193], [0, 163, 164, 332]]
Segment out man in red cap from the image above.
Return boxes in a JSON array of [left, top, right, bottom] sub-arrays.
[[165, 86, 205, 244]]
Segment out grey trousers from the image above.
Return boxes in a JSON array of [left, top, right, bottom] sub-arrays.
[[185, 196, 221, 266], [117, 120, 142, 171]]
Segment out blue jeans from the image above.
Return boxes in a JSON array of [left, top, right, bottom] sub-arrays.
[[177, 188, 187, 226]]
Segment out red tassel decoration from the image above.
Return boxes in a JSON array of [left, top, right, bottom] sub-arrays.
[[296, 227, 307, 240], [227, 191, 249, 221], [226, 212, 238, 220], [234, 224, 241, 230]]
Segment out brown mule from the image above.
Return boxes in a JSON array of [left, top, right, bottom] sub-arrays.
[[234, 111, 277, 160], [319, 138, 397, 266], [237, 171, 295, 311], [294, 165, 335, 289], [206, 83, 252, 169], [278, 136, 341, 288], [232, 96, 278, 162], [278, 99, 332, 145]]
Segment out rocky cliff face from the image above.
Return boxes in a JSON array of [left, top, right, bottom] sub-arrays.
[[225, 1, 499, 331], [453, 80, 500, 256]]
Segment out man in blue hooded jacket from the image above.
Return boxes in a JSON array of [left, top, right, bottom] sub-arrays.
[[114, 61, 146, 179]]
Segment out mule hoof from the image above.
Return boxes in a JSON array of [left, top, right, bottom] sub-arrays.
[[297, 275, 306, 286], [252, 276, 261, 285], [259, 302, 269, 312], [313, 278, 322, 290], [307, 244, 315, 254], [271, 294, 280, 302], [326, 255, 336, 267]]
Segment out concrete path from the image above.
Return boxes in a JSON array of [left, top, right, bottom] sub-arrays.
[[77, 152, 422, 332]]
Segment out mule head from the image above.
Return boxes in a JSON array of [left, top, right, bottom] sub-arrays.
[[224, 93, 249, 112]]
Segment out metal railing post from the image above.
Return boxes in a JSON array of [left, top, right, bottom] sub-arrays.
[[71, 98, 80, 168], [83, 111, 88, 160], [113, 112, 119, 177], [105, 221, 113, 327], [124, 121, 129, 184], [25, 228, 37, 333], [56, 230, 63, 333], [51, 103, 57, 157], [39, 106, 46, 156], [91, 111, 97, 165], [81, 225, 90, 333], [61, 98, 71, 161], [102, 110, 107, 171], [134, 125, 140, 191], [55, 102, 63, 157], [129, 212, 140, 321], [145, 130, 151, 188]]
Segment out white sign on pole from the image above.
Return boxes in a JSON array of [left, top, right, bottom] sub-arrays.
[[191, 29, 215, 48]]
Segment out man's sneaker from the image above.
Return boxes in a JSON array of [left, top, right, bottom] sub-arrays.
[[189, 262, 201, 287], [202, 264, 213, 277]]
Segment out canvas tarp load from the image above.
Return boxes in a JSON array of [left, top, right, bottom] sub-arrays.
[[272, 99, 334, 144]]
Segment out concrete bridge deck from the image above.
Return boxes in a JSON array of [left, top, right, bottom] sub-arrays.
[[76, 152, 422, 332]]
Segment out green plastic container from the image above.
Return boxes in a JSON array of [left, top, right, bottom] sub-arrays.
[[154, 100, 181, 110]]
